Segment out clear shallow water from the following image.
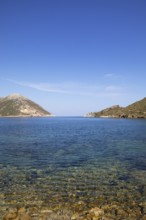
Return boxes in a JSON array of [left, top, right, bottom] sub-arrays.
[[0, 117, 146, 218]]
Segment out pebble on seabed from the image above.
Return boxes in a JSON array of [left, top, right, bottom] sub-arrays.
[[2, 207, 31, 220]]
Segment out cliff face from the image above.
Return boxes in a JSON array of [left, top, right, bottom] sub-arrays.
[[0, 94, 52, 117], [87, 97, 146, 118]]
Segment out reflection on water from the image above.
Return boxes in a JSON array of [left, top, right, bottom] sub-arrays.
[[0, 117, 146, 219]]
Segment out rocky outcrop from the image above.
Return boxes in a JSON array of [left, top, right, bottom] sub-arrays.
[[87, 97, 146, 118], [0, 93, 53, 117]]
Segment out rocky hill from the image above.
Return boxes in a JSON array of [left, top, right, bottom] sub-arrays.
[[0, 94, 52, 117], [87, 97, 146, 118]]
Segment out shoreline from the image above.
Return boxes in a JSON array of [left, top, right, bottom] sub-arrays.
[[0, 115, 55, 118]]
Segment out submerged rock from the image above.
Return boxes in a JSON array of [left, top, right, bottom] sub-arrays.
[[89, 207, 104, 217], [2, 207, 31, 220]]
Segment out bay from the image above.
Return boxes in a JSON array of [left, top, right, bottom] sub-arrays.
[[0, 117, 146, 219]]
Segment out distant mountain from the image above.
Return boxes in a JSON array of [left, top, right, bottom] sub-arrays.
[[0, 94, 52, 117], [87, 98, 146, 118]]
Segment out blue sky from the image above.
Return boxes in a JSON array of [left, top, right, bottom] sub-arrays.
[[0, 0, 146, 116]]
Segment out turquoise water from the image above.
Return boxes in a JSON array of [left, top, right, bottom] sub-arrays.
[[0, 117, 146, 218]]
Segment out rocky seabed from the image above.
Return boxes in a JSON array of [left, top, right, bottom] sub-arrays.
[[1, 160, 146, 220], [2, 203, 146, 220]]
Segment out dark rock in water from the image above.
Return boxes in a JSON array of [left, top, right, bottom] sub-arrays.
[[120, 114, 128, 118], [139, 203, 146, 215]]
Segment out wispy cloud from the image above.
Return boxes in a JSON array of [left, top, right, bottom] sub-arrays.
[[6, 78, 122, 97], [7, 79, 98, 96], [104, 85, 121, 92], [104, 73, 115, 78], [104, 73, 121, 80]]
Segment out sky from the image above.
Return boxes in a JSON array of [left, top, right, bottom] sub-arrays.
[[0, 0, 146, 116]]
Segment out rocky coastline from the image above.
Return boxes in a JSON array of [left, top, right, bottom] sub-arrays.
[[87, 98, 146, 119]]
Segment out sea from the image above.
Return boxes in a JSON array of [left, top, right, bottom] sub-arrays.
[[0, 117, 146, 219]]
